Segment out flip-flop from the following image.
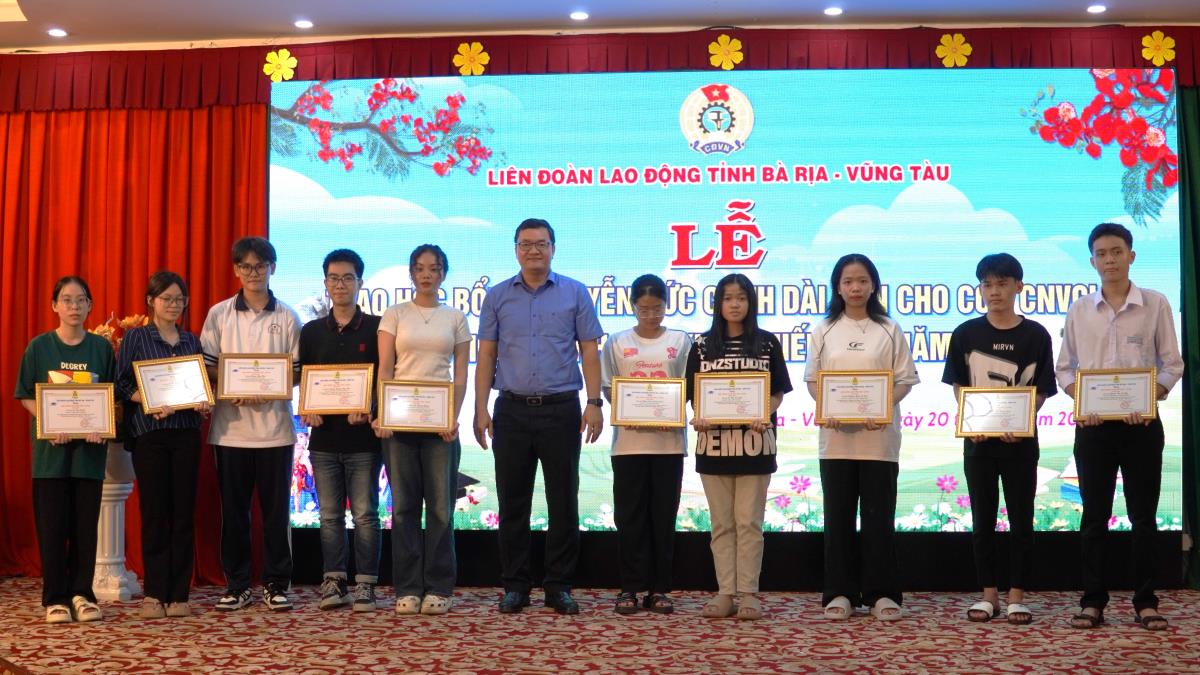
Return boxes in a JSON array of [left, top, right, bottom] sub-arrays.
[[1006, 603, 1032, 625], [967, 600, 998, 622], [824, 595, 852, 621]]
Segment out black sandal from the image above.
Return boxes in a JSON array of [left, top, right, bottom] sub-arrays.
[[1070, 609, 1104, 629], [615, 592, 639, 615], [1134, 610, 1168, 631], [643, 593, 674, 614]]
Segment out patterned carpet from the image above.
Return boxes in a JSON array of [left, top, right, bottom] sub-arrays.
[[0, 578, 1198, 673]]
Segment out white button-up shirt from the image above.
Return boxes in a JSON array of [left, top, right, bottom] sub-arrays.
[[1055, 282, 1183, 393]]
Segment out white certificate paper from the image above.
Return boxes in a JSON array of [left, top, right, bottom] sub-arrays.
[[695, 373, 769, 424], [612, 378, 686, 427], [134, 355, 213, 413], [956, 387, 1036, 438], [218, 354, 293, 399], [816, 371, 893, 423], [379, 381, 452, 432], [1075, 368, 1156, 419], [299, 365, 373, 415], [36, 383, 116, 439]]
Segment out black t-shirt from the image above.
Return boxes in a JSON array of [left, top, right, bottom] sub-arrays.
[[298, 308, 382, 453], [941, 316, 1057, 458], [685, 329, 793, 475]]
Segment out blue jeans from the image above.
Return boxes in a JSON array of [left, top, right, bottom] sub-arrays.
[[384, 434, 461, 596], [310, 450, 382, 583]]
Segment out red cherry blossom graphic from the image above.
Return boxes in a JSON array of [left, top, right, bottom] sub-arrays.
[[271, 79, 498, 178], [1022, 68, 1176, 226]]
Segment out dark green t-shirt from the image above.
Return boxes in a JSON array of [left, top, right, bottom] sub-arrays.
[[14, 331, 115, 480]]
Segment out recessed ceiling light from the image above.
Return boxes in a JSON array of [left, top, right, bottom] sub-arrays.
[[294, 19, 314, 29], [47, 28, 68, 37], [1086, 4, 1106, 13], [570, 11, 589, 21], [824, 7, 844, 16]]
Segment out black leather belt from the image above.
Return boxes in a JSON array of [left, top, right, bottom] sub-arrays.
[[500, 390, 577, 406]]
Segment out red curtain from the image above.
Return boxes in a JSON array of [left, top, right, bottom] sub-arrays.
[[0, 105, 266, 583], [0, 26, 1196, 113]]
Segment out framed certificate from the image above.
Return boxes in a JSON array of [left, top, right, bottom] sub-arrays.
[[1074, 368, 1157, 420], [815, 370, 894, 424], [955, 387, 1037, 438], [35, 383, 117, 440], [132, 354, 214, 414], [694, 372, 770, 425], [611, 377, 686, 428], [217, 354, 294, 400], [379, 380, 453, 432], [298, 364, 374, 415]]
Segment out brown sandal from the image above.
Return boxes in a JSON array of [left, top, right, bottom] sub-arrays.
[[1134, 610, 1168, 631], [643, 593, 674, 614], [1070, 609, 1103, 629], [614, 592, 639, 615]]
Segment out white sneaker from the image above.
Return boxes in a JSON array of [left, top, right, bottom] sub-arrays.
[[421, 594, 453, 615]]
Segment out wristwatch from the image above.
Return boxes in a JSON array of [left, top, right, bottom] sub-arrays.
[[586, 398, 603, 408]]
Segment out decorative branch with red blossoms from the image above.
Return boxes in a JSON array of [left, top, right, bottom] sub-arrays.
[[1021, 69, 1177, 226], [270, 78, 496, 179]]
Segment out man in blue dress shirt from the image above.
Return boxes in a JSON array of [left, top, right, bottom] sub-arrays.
[[473, 218, 605, 615]]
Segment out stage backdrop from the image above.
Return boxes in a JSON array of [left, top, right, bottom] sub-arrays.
[[268, 67, 1182, 534]]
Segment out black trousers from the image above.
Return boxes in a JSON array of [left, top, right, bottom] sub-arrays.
[[611, 454, 684, 594], [32, 477, 102, 607], [214, 444, 294, 591], [819, 459, 901, 608], [1075, 419, 1164, 612], [492, 396, 581, 594], [963, 453, 1037, 590], [131, 429, 201, 603]]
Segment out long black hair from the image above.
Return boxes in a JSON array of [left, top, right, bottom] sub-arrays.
[[825, 253, 888, 324], [704, 273, 761, 357]]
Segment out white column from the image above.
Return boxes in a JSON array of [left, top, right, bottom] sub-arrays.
[[92, 442, 141, 601]]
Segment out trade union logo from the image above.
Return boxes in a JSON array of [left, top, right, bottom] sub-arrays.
[[680, 83, 754, 155]]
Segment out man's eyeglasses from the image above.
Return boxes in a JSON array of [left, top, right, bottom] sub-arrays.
[[156, 295, 189, 307], [325, 274, 360, 287], [235, 262, 271, 277], [516, 241, 552, 252]]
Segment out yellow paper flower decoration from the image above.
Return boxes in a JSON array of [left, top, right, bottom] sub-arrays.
[[453, 42, 490, 76], [936, 33, 972, 68], [263, 48, 298, 83], [708, 34, 744, 71], [1141, 30, 1176, 67]]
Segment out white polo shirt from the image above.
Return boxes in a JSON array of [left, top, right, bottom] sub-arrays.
[[200, 290, 301, 448]]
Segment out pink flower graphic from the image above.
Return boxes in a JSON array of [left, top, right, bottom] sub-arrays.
[[956, 495, 971, 509], [996, 520, 1010, 532], [481, 511, 500, 528], [936, 475, 959, 494], [773, 494, 791, 509], [790, 475, 812, 494]]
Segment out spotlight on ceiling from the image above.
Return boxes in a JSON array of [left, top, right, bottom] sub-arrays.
[[1086, 4, 1107, 13], [294, 19, 314, 29], [47, 28, 68, 37], [570, 11, 589, 21], [824, 7, 844, 17]]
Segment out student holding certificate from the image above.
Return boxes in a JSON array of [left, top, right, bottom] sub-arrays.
[[941, 254, 1056, 626], [803, 254, 918, 622], [298, 250, 382, 612], [685, 273, 792, 621], [115, 271, 209, 619], [200, 237, 302, 613], [1055, 223, 1183, 631], [14, 276, 114, 624], [600, 274, 692, 615], [377, 244, 471, 616]]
